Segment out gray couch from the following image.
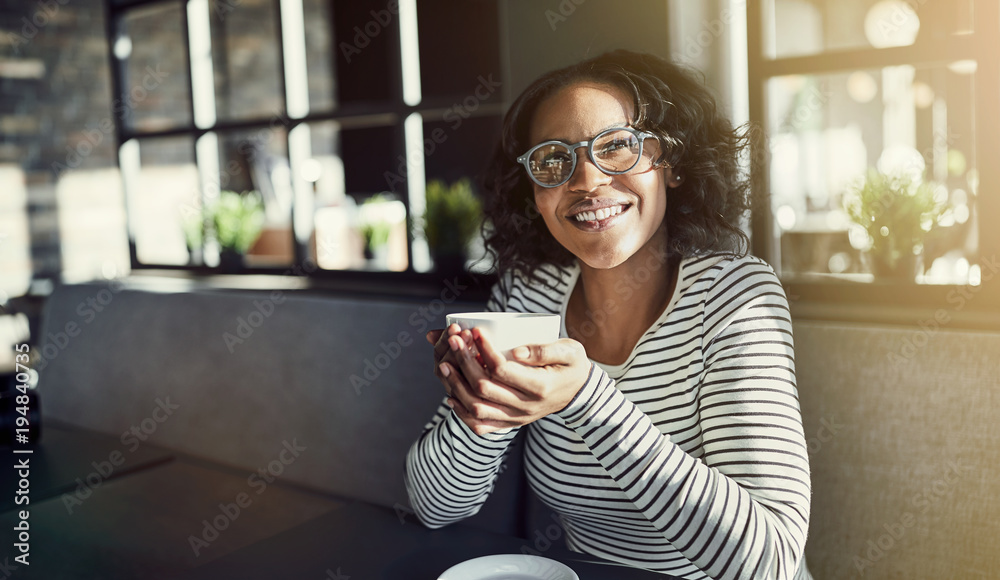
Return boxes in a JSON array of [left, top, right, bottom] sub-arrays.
[[35, 278, 532, 540], [34, 278, 1000, 579]]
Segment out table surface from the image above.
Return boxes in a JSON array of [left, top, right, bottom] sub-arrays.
[[171, 500, 678, 580]]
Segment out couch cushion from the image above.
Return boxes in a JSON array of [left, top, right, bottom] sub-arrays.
[[36, 280, 526, 535]]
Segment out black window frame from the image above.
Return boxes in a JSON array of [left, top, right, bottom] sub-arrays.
[[103, 0, 506, 297]]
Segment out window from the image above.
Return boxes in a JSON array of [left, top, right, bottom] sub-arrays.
[[748, 0, 1000, 322], [107, 0, 504, 278]]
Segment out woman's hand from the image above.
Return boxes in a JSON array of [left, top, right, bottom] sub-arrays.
[[426, 324, 478, 413], [436, 327, 592, 436]]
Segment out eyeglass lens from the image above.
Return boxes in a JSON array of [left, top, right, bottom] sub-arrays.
[[526, 129, 643, 186]]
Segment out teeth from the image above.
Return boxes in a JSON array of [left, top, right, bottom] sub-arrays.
[[573, 205, 624, 222]]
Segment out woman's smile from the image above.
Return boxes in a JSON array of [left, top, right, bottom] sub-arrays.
[[566, 200, 633, 232]]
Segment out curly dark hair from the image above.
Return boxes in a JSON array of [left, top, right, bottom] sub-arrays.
[[481, 49, 758, 282]]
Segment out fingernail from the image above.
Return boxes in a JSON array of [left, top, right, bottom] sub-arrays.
[[439, 363, 451, 378], [513, 346, 529, 359], [445, 398, 455, 409], [449, 337, 459, 352]]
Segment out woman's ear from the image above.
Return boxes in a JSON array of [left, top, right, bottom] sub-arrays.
[[666, 168, 684, 189]]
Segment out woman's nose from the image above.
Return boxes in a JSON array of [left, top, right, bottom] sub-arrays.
[[566, 150, 612, 191]]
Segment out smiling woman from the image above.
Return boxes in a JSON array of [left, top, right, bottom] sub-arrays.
[[405, 50, 813, 580]]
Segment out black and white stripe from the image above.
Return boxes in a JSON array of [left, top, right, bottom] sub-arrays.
[[405, 254, 812, 580]]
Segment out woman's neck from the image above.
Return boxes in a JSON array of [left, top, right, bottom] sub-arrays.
[[568, 233, 679, 364]]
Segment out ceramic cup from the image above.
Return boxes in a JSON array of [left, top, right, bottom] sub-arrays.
[[445, 312, 561, 356]]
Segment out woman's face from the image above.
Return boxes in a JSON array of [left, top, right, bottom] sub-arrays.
[[528, 82, 681, 270]]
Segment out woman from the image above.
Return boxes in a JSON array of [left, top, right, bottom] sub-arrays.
[[405, 50, 812, 580]]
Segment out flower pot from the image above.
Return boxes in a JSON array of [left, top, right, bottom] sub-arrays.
[[867, 251, 921, 282], [431, 251, 468, 276], [218, 249, 245, 274]]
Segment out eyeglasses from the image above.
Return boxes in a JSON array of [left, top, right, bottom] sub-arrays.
[[516, 126, 657, 188]]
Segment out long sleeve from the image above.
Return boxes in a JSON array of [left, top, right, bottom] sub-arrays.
[[554, 260, 810, 579], [403, 272, 522, 528], [404, 401, 520, 528]]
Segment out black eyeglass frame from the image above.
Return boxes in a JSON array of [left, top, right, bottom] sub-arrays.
[[515, 126, 658, 188]]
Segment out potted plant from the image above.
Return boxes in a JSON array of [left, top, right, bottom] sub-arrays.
[[421, 178, 483, 273], [188, 190, 264, 273], [357, 193, 404, 268], [843, 169, 949, 281]]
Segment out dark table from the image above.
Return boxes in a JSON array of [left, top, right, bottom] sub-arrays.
[[172, 500, 677, 579]]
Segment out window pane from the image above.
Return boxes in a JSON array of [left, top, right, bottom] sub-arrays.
[[768, 64, 978, 284], [215, 127, 294, 267], [302, 0, 336, 112], [120, 3, 192, 131], [57, 167, 131, 282], [0, 166, 32, 300], [764, 0, 975, 59], [211, 0, 283, 122], [130, 137, 199, 266], [331, 3, 395, 106], [422, 115, 501, 183], [421, 115, 500, 272], [300, 123, 407, 271], [417, 0, 501, 100]]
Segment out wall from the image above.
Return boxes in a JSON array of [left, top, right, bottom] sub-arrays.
[[502, 0, 671, 98]]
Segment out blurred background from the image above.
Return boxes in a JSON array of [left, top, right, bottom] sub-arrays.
[[1, 2, 999, 579], [1, 0, 996, 296]]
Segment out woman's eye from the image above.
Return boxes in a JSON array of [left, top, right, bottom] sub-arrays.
[[542, 153, 572, 167], [597, 139, 631, 156]]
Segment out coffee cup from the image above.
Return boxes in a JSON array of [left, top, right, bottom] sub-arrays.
[[445, 312, 561, 356]]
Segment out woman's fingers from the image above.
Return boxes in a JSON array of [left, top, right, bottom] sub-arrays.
[[509, 339, 582, 366], [447, 334, 533, 416], [471, 327, 505, 372], [489, 339, 588, 400], [429, 324, 463, 362]]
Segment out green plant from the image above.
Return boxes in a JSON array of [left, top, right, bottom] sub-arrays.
[[209, 190, 265, 254], [421, 178, 483, 256], [843, 169, 948, 277], [182, 211, 204, 251], [358, 193, 396, 253]]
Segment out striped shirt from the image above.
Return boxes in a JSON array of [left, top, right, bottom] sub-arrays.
[[405, 254, 812, 579]]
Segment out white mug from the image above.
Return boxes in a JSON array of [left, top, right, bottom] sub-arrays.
[[445, 312, 561, 356]]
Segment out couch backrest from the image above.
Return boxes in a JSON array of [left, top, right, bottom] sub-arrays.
[[794, 320, 1000, 579], [36, 280, 527, 535]]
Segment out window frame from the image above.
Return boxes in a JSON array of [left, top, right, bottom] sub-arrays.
[[103, 0, 506, 290], [746, 0, 1000, 329]]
